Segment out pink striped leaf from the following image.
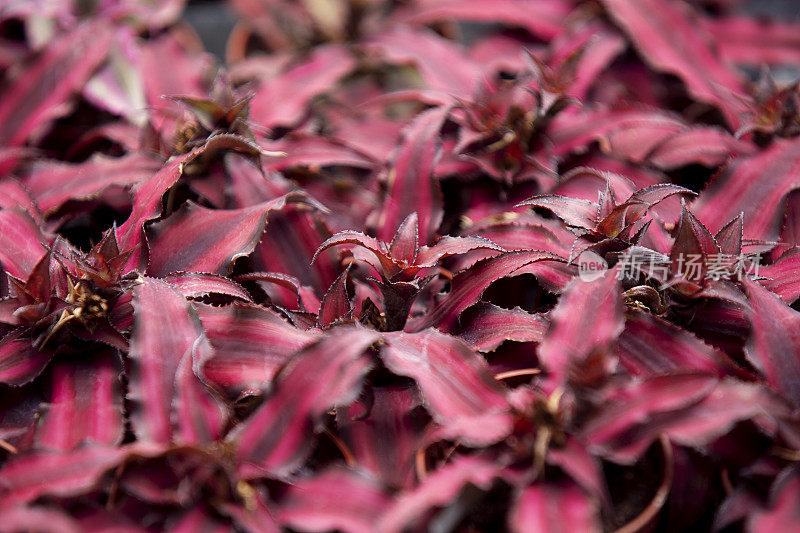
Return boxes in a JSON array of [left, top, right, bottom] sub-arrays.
[[337, 386, 425, 489], [277, 467, 392, 533], [0, 445, 125, 508], [581, 373, 718, 463], [0, 178, 43, 224], [232, 327, 379, 478], [693, 137, 800, 240], [537, 270, 624, 383], [744, 278, 800, 407], [376, 106, 450, 245], [0, 208, 48, 281], [510, 481, 600, 533], [250, 45, 356, 130], [381, 330, 513, 445], [163, 272, 251, 302], [262, 135, 375, 171], [197, 303, 319, 393], [748, 466, 800, 532], [583, 376, 789, 463], [26, 154, 162, 214], [0, 21, 113, 147], [127, 278, 204, 444], [458, 303, 548, 353], [147, 193, 309, 277], [600, 0, 745, 128], [401, 0, 572, 41], [705, 17, 800, 66], [34, 352, 123, 451], [167, 507, 230, 533], [365, 30, 479, 98], [646, 127, 755, 170], [549, 108, 690, 159], [0, 331, 55, 387], [0, 505, 81, 533], [377, 456, 501, 533], [173, 335, 229, 447], [407, 251, 566, 332]]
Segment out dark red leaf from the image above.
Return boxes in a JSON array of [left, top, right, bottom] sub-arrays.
[[618, 311, 744, 377], [254, 208, 340, 295], [759, 249, 800, 304], [116, 151, 199, 271], [715, 212, 744, 256], [313, 231, 393, 274], [235, 271, 321, 313], [414, 236, 505, 268], [0, 331, 54, 387], [388, 213, 419, 265], [516, 195, 598, 229]]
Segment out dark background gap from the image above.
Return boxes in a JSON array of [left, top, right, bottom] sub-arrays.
[[184, 0, 800, 63]]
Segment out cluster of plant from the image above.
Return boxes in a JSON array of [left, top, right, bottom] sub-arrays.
[[2, 0, 800, 530]]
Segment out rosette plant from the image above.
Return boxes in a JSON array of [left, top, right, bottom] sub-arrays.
[[5, 0, 800, 531]]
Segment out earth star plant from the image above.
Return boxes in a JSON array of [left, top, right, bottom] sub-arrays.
[[2, 0, 800, 531]]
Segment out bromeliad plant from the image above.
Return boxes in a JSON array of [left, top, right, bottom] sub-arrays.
[[5, 0, 800, 531]]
